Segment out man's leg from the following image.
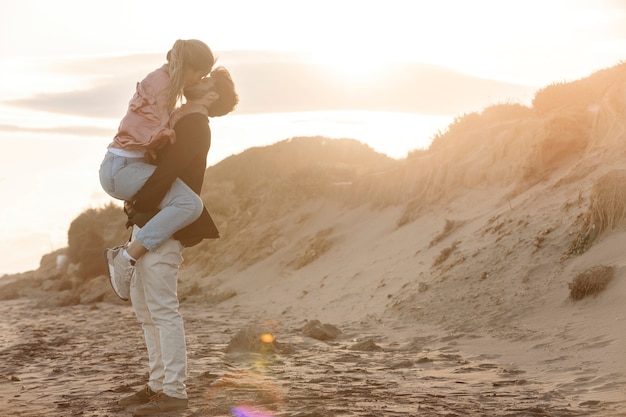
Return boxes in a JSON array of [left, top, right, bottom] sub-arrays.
[[134, 235, 187, 399], [131, 231, 166, 394]]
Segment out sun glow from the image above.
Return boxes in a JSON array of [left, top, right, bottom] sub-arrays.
[[306, 49, 401, 83]]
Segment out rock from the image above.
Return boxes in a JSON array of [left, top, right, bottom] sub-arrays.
[[225, 327, 282, 354], [79, 275, 110, 304], [350, 338, 383, 352], [302, 319, 341, 341]]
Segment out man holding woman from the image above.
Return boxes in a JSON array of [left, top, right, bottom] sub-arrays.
[[99, 46, 238, 414]]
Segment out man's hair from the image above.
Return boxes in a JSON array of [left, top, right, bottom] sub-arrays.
[[183, 66, 239, 117], [207, 66, 239, 117]]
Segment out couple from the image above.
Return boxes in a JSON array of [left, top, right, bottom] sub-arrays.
[[98, 39, 238, 415]]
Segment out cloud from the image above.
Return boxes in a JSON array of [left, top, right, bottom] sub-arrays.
[[5, 77, 134, 119], [0, 123, 114, 137], [4, 53, 164, 119], [3, 51, 538, 120]]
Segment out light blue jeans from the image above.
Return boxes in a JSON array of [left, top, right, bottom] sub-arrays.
[[98, 151, 203, 251], [130, 226, 187, 399]]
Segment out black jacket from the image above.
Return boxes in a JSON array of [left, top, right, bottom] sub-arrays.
[[126, 112, 219, 247]]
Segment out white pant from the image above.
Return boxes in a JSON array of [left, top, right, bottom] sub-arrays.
[[130, 227, 187, 399]]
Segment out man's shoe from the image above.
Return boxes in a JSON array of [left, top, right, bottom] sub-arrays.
[[132, 392, 188, 415], [104, 245, 134, 301], [118, 384, 158, 406]]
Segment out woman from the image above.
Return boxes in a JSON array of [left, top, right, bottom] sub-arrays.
[[100, 39, 216, 302]]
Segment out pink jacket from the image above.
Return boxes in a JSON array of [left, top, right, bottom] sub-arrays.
[[109, 65, 176, 151]]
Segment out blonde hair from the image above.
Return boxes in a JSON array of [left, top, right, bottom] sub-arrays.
[[166, 39, 215, 112]]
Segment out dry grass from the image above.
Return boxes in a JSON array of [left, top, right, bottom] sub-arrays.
[[429, 219, 463, 248], [365, 102, 540, 220], [568, 265, 614, 300], [589, 172, 626, 230], [532, 81, 575, 115], [519, 112, 591, 184], [352, 99, 552, 220], [432, 241, 460, 268], [531, 65, 615, 117], [429, 111, 483, 150], [480, 102, 533, 122], [429, 102, 532, 151], [567, 170, 626, 255], [587, 80, 626, 154], [288, 228, 334, 270]]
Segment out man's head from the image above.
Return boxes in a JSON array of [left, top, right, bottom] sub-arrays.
[[183, 66, 239, 117]]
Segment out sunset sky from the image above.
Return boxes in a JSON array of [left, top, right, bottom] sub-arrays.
[[0, 0, 625, 274], [2, 0, 624, 82]]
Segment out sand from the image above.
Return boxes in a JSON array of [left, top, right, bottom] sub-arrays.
[[1, 201, 625, 417], [2, 179, 626, 416], [1, 294, 620, 417], [3, 171, 626, 417]]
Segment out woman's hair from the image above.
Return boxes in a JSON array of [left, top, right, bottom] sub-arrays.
[[166, 39, 215, 112], [183, 66, 239, 117]]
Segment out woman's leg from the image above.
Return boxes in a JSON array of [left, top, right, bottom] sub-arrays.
[[132, 178, 203, 251], [99, 152, 202, 252], [101, 151, 200, 301], [99, 152, 152, 201]]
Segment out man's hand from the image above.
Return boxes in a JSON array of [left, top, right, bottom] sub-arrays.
[[124, 200, 159, 229], [124, 200, 136, 218]]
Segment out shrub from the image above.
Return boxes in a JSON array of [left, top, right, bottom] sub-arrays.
[[429, 112, 481, 151], [532, 81, 572, 115], [429, 103, 532, 152], [568, 265, 614, 300], [532, 62, 626, 117], [76, 230, 107, 279], [67, 226, 108, 279], [67, 203, 127, 279], [480, 102, 533, 123]]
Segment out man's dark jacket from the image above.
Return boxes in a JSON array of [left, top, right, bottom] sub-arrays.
[[127, 112, 219, 247]]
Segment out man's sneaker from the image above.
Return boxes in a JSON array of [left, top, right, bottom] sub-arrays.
[[118, 384, 158, 406], [104, 245, 134, 301], [132, 392, 188, 416]]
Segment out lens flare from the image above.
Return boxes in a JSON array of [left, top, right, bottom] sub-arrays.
[[206, 370, 285, 414], [260, 333, 275, 344], [231, 405, 274, 417]]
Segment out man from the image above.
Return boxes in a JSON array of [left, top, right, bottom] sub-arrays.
[[110, 67, 238, 416]]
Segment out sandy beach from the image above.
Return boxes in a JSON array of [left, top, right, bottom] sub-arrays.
[[1, 291, 622, 417]]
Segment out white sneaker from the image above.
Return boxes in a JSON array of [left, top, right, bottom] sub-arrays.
[[104, 246, 134, 301]]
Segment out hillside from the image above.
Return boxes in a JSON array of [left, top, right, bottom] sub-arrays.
[[2, 61, 626, 415]]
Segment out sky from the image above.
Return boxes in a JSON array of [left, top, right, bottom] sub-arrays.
[[0, 0, 625, 275], [1, 0, 624, 82]]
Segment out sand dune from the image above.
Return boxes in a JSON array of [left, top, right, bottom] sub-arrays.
[[1, 62, 626, 416]]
